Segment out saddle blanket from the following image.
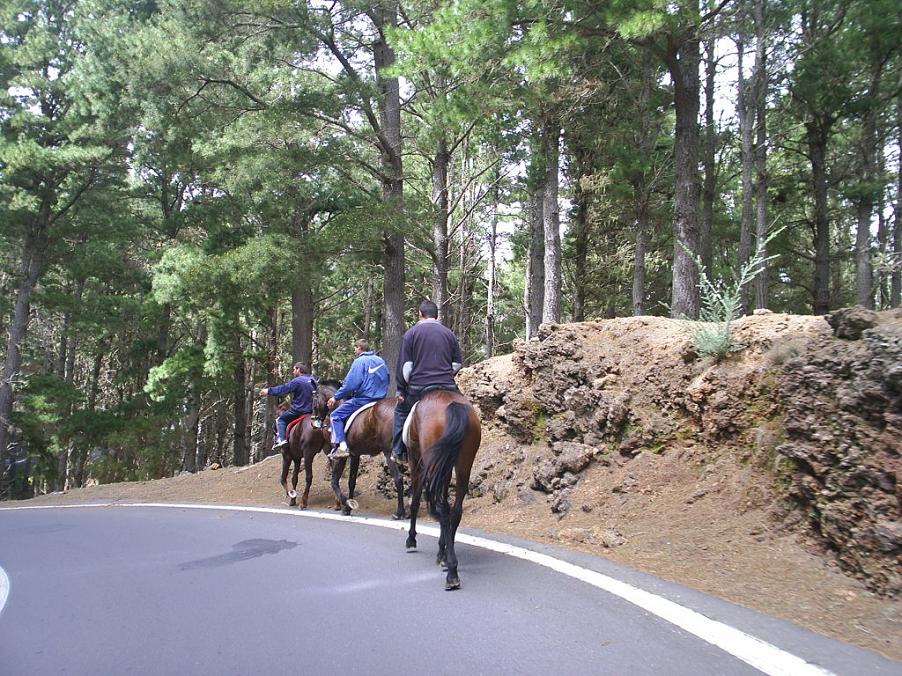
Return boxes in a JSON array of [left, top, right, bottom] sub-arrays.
[[402, 401, 420, 448], [345, 400, 378, 434], [286, 413, 309, 435]]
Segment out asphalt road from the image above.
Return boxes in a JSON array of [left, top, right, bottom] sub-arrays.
[[0, 504, 897, 676]]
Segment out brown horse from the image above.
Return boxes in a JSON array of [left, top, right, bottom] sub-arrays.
[[404, 389, 481, 590], [329, 397, 407, 519], [279, 382, 334, 508]]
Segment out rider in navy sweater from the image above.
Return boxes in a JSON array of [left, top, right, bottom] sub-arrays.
[[392, 300, 463, 463], [259, 362, 317, 449]]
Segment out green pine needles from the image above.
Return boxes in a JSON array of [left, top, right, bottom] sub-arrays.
[[681, 227, 785, 360]]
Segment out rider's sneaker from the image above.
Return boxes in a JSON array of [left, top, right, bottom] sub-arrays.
[[392, 447, 408, 464], [312, 418, 323, 429], [273, 439, 288, 450], [328, 442, 349, 459]]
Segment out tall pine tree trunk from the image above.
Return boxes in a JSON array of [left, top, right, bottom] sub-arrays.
[[894, 88, 902, 308], [632, 53, 656, 317], [457, 222, 470, 359], [701, 36, 716, 277], [572, 173, 588, 322], [291, 284, 313, 366], [363, 275, 374, 341], [633, 196, 650, 316], [55, 278, 84, 489], [432, 134, 450, 323], [373, 4, 404, 392], [525, 181, 545, 339], [0, 197, 52, 468], [292, 211, 314, 365], [753, 0, 769, 310], [737, 37, 755, 314], [181, 393, 200, 474], [807, 120, 831, 313], [262, 305, 278, 456], [876, 181, 888, 308], [485, 173, 499, 356], [665, 36, 702, 319], [232, 330, 248, 467], [542, 120, 562, 324], [854, 69, 881, 309], [855, 195, 874, 309]]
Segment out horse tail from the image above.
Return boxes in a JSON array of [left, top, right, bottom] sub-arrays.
[[424, 402, 470, 508]]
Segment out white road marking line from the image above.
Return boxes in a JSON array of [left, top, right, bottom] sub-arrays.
[[0, 502, 833, 676], [0, 565, 9, 617]]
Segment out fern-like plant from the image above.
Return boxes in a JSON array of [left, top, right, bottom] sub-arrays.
[[682, 227, 784, 360]]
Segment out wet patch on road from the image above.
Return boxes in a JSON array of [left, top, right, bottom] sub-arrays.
[[179, 539, 298, 570]]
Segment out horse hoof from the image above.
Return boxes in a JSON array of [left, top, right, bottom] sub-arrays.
[[289, 499, 297, 507], [445, 578, 461, 591], [406, 538, 417, 551], [346, 498, 359, 511]]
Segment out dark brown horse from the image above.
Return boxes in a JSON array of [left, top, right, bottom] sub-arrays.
[[328, 397, 407, 519], [279, 382, 334, 508], [404, 389, 481, 590]]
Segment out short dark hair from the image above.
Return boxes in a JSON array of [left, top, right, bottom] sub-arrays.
[[354, 338, 369, 352], [292, 362, 309, 374], [419, 299, 438, 319]]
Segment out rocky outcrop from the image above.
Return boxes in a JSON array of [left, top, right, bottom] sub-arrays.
[[777, 308, 901, 595], [459, 309, 899, 595]]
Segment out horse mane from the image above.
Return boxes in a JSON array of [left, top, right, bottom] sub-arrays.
[[317, 378, 342, 390]]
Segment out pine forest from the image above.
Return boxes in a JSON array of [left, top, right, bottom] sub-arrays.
[[1, 0, 900, 496]]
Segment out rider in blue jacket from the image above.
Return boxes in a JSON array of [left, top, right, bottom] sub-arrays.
[[327, 339, 389, 458], [259, 362, 317, 450]]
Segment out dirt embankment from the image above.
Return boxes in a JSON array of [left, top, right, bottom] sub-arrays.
[[24, 309, 901, 660]]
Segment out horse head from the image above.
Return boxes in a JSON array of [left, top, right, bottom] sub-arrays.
[[315, 379, 342, 417]]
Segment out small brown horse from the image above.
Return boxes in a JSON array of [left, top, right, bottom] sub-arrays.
[[279, 382, 333, 508], [329, 397, 407, 519], [405, 389, 481, 590]]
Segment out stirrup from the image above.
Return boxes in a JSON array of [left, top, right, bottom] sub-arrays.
[[329, 444, 349, 459]]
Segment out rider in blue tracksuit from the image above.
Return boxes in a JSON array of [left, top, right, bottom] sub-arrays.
[[259, 362, 317, 449], [327, 339, 389, 458]]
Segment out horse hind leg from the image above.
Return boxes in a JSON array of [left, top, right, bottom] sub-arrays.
[[289, 459, 301, 507], [343, 455, 361, 515], [280, 454, 296, 506], [301, 452, 314, 509], [329, 457, 349, 512], [406, 464, 422, 551], [444, 491, 466, 590], [435, 487, 450, 570], [385, 452, 407, 520]]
